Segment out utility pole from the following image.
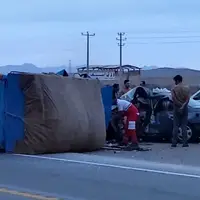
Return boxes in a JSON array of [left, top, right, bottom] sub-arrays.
[[116, 32, 127, 86], [68, 60, 72, 74], [81, 31, 95, 75]]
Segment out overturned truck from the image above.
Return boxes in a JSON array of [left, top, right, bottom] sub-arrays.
[[2, 72, 106, 154]]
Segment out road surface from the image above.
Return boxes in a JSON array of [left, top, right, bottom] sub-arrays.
[[89, 143, 200, 166], [0, 152, 200, 199]]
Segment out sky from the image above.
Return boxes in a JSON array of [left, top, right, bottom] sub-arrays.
[[0, 0, 200, 69]]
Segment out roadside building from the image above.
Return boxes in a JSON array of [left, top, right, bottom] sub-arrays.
[[77, 65, 141, 86]]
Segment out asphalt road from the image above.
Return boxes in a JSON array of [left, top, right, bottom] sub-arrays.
[[0, 152, 200, 200], [90, 143, 200, 166]]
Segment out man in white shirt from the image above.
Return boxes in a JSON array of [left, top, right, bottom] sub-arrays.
[[116, 99, 139, 148]]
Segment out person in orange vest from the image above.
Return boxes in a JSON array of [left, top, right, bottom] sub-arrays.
[[114, 99, 140, 150]]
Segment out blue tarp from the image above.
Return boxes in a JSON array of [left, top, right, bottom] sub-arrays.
[[4, 73, 24, 152], [56, 69, 68, 76], [0, 77, 6, 148], [101, 86, 112, 129]]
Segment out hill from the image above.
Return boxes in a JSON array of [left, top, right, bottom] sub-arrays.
[[141, 67, 200, 78], [140, 67, 200, 89], [0, 63, 68, 74]]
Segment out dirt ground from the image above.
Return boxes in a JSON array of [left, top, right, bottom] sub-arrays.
[[87, 143, 200, 167]]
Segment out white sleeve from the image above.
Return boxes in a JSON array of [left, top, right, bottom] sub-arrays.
[[117, 101, 123, 111]]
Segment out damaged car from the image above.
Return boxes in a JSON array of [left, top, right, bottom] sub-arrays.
[[120, 87, 200, 142]]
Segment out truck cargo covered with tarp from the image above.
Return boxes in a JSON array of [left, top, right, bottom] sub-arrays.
[[3, 73, 106, 154]]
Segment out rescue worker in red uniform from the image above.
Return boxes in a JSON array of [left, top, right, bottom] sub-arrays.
[[116, 99, 139, 149]]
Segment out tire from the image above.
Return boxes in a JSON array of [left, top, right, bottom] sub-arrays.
[[177, 124, 197, 142]]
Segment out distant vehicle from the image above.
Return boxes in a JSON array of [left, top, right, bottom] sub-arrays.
[[121, 87, 200, 142]]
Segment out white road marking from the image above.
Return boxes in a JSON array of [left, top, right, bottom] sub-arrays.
[[13, 154, 200, 179]]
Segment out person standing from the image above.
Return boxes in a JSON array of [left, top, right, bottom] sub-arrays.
[[112, 83, 119, 101], [110, 84, 122, 143], [171, 75, 190, 147], [120, 80, 131, 96]]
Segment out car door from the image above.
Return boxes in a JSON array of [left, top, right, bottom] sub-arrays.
[[154, 97, 173, 136]]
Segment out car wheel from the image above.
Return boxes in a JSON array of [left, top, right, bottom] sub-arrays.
[[177, 125, 193, 142]]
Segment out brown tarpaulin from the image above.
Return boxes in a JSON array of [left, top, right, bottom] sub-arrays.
[[14, 74, 106, 154]]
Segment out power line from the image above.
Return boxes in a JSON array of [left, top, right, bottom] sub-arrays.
[[97, 30, 200, 38], [128, 35, 200, 39], [127, 40, 200, 45], [81, 31, 95, 75], [127, 30, 200, 35]]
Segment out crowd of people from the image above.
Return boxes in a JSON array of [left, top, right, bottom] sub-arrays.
[[110, 75, 190, 150]]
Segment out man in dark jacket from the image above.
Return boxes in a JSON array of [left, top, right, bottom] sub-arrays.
[[171, 75, 190, 147]]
